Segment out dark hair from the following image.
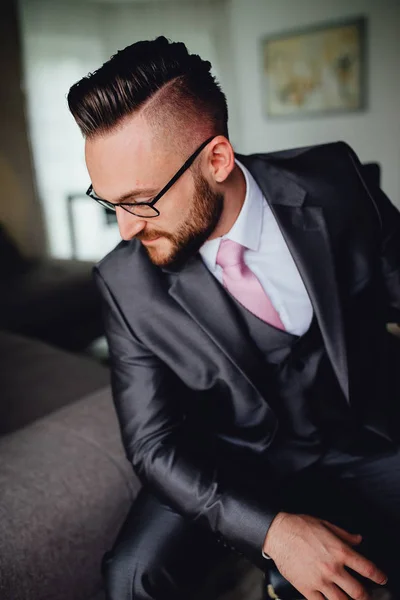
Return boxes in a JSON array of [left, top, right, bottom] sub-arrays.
[[67, 36, 228, 142]]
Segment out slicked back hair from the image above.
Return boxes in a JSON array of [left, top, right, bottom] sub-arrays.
[[67, 36, 229, 148]]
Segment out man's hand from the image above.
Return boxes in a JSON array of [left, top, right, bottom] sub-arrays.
[[263, 512, 388, 600]]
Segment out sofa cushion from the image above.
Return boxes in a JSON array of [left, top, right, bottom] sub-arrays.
[[0, 331, 110, 435], [0, 385, 140, 600]]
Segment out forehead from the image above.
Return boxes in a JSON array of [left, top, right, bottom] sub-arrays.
[[85, 114, 176, 199]]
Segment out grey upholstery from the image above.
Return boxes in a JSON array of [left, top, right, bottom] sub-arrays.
[[0, 330, 141, 600], [0, 385, 140, 600], [0, 331, 110, 435]]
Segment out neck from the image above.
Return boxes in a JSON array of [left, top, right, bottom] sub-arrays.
[[208, 163, 246, 240]]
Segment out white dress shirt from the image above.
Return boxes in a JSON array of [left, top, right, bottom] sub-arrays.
[[199, 159, 313, 336]]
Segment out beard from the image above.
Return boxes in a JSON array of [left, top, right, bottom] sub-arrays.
[[138, 171, 224, 268]]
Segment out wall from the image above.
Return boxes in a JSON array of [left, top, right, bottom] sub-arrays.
[[229, 0, 400, 206], [0, 0, 45, 257]]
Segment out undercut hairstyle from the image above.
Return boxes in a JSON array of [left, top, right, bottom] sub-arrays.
[[67, 36, 229, 151]]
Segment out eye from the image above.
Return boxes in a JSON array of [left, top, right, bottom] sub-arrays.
[[135, 197, 154, 204]]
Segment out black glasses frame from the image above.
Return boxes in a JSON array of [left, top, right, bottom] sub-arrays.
[[86, 135, 216, 218]]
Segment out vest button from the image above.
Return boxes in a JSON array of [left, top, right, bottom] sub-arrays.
[[295, 359, 306, 371]]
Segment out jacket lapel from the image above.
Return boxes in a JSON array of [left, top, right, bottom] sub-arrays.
[[168, 255, 268, 398], [242, 155, 349, 401]]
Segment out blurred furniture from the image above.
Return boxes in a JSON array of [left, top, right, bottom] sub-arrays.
[[0, 330, 139, 600], [0, 223, 104, 351]]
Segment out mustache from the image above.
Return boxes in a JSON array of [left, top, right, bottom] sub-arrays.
[[135, 230, 173, 241]]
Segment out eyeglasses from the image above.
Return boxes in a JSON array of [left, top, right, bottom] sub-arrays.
[[86, 135, 216, 218]]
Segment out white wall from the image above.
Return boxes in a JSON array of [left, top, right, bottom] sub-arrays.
[[229, 0, 400, 206]]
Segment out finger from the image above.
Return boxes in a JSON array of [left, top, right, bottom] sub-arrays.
[[322, 520, 362, 545], [333, 570, 371, 600], [322, 582, 354, 600], [345, 551, 388, 586]]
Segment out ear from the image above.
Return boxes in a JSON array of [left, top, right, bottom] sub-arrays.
[[206, 136, 235, 184]]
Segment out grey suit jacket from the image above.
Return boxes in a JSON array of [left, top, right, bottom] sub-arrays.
[[94, 141, 400, 564]]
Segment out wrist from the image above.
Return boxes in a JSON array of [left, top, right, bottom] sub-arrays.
[[262, 511, 290, 559]]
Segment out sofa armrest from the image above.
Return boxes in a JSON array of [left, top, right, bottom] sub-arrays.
[[0, 386, 141, 600]]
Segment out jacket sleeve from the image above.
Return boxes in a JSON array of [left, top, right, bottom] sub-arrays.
[[345, 143, 400, 322], [93, 267, 277, 565]]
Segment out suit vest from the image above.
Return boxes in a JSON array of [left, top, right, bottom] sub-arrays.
[[226, 293, 360, 473]]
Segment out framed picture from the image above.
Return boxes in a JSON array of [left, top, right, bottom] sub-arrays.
[[261, 17, 367, 118]]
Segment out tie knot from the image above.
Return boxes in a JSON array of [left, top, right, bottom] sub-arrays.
[[216, 239, 245, 270]]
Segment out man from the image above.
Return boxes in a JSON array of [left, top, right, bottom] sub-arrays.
[[68, 37, 400, 600]]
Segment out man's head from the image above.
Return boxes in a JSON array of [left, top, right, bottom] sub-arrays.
[[68, 37, 236, 267]]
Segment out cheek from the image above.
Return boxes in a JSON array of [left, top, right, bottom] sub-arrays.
[[176, 177, 196, 215], [159, 179, 194, 224]]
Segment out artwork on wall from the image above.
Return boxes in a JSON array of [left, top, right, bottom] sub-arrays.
[[261, 17, 366, 118]]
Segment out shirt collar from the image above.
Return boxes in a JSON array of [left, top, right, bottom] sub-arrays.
[[199, 158, 264, 271]]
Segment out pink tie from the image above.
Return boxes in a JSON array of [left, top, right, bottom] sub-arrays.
[[216, 239, 285, 330]]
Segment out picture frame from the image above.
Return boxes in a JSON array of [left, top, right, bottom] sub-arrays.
[[261, 16, 367, 118]]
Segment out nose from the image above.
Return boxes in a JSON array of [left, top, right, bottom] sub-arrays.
[[116, 207, 146, 240]]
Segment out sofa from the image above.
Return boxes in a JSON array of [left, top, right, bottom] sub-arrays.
[[0, 330, 140, 600]]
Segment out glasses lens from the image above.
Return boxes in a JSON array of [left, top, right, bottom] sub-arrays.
[[124, 204, 158, 218]]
